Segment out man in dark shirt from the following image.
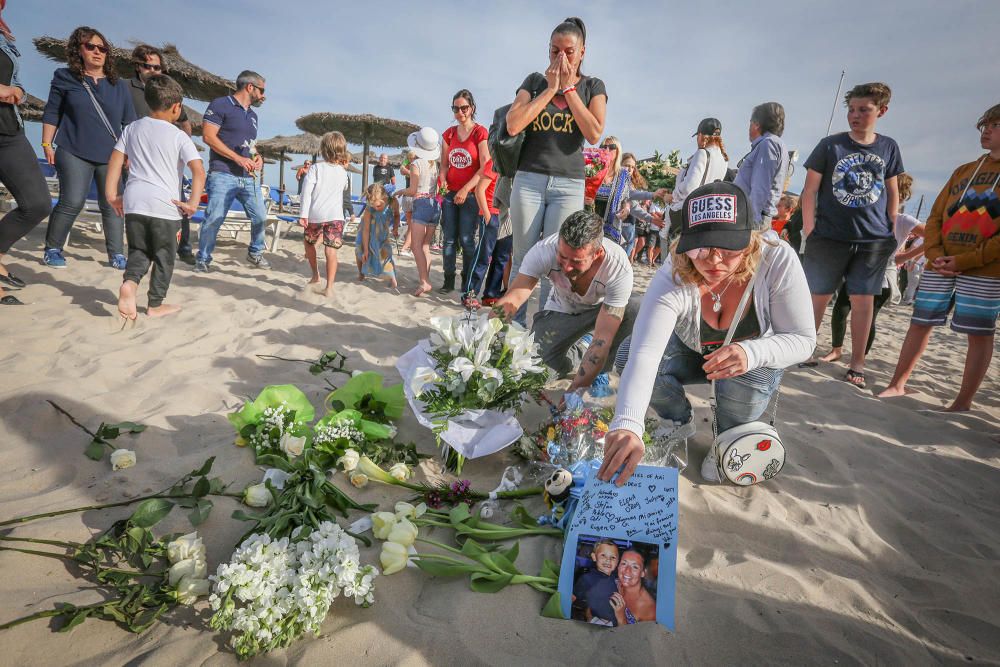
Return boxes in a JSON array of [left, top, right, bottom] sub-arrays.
[[127, 44, 196, 263], [196, 69, 270, 271], [372, 153, 395, 188]]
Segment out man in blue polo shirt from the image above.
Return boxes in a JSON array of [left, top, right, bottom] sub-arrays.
[[195, 70, 270, 271]]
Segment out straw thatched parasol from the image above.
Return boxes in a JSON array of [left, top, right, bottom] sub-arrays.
[[295, 113, 419, 191], [256, 133, 325, 205], [21, 93, 45, 123], [33, 36, 235, 102], [184, 105, 203, 136]]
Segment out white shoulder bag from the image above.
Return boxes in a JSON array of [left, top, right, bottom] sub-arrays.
[[710, 273, 785, 485]]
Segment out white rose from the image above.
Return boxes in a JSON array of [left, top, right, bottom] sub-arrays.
[[388, 463, 411, 482], [337, 449, 360, 472], [371, 512, 398, 540], [386, 518, 418, 547], [243, 483, 271, 508], [279, 432, 306, 458], [166, 532, 204, 565], [168, 556, 208, 586], [175, 575, 210, 605], [350, 472, 369, 488], [110, 449, 136, 471]]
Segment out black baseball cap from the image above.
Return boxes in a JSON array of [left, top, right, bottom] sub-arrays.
[[693, 117, 722, 137], [676, 181, 752, 254]]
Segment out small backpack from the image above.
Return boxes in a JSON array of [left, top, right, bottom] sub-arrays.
[[488, 104, 524, 178]]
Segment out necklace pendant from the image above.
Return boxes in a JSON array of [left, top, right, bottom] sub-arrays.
[[712, 300, 722, 313]]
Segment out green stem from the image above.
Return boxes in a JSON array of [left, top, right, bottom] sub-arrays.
[[415, 537, 466, 557], [0, 599, 113, 631], [0, 491, 240, 528], [0, 535, 83, 549], [0, 546, 161, 578], [47, 399, 97, 438]]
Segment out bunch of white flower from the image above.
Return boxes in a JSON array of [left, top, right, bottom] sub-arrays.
[[209, 524, 376, 659], [312, 421, 365, 451], [247, 403, 308, 458]]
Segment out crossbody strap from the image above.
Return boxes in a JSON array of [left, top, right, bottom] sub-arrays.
[[81, 79, 118, 141], [709, 269, 779, 438], [699, 148, 712, 187]]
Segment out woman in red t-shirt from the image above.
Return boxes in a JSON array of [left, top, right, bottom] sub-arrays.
[[439, 89, 490, 295]]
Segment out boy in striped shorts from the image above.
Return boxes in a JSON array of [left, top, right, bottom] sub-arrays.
[[879, 103, 1000, 411]]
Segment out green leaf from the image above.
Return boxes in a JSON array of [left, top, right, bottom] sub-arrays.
[[325, 371, 406, 418], [231, 509, 260, 523], [208, 476, 227, 494], [188, 499, 213, 526], [460, 538, 489, 558], [58, 609, 91, 632], [108, 421, 147, 435], [511, 505, 541, 528], [489, 552, 521, 576], [130, 498, 174, 528], [501, 541, 520, 564], [190, 457, 216, 478], [192, 476, 210, 498], [540, 591, 565, 619], [95, 422, 119, 440], [85, 438, 107, 460], [449, 503, 472, 526], [540, 558, 560, 580], [470, 572, 513, 593]]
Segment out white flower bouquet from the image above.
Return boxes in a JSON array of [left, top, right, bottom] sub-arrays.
[[209, 523, 377, 659], [396, 312, 548, 472]]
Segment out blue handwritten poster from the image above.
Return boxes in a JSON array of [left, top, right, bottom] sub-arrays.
[[558, 465, 678, 630]]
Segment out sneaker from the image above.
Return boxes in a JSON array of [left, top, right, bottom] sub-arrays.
[[110, 254, 127, 270], [430, 243, 442, 252], [651, 418, 696, 443], [178, 249, 196, 265], [194, 259, 210, 273], [43, 248, 67, 269], [247, 253, 271, 269], [700, 449, 722, 483]]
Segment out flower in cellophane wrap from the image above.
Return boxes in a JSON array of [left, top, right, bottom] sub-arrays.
[[396, 312, 549, 473], [583, 147, 611, 201]]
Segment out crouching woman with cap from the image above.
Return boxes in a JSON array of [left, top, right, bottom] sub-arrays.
[[598, 182, 815, 485]]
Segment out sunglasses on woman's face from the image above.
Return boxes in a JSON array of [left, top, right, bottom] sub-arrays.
[[684, 247, 744, 260], [137, 62, 162, 72], [83, 42, 109, 54], [451, 104, 471, 114], [603, 145, 618, 151]]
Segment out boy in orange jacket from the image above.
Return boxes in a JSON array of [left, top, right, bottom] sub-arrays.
[[879, 103, 1000, 410]]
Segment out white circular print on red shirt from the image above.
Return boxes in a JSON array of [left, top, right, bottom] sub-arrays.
[[449, 147, 473, 170]]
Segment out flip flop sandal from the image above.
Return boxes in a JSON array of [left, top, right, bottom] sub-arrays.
[[0, 272, 25, 289], [798, 360, 819, 368], [844, 369, 867, 389], [0, 294, 24, 305]]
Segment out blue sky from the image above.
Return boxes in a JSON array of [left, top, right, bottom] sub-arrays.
[[10, 0, 1000, 215]]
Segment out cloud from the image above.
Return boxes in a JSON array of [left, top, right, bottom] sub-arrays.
[[10, 0, 1000, 210]]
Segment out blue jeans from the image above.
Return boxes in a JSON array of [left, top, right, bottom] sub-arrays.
[[510, 170, 585, 323], [197, 171, 268, 264], [45, 147, 124, 258], [466, 214, 513, 299], [620, 221, 636, 257], [441, 191, 479, 285], [615, 333, 783, 432]]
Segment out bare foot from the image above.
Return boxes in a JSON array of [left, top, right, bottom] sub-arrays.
[[877, 385, 908, 398], [357, 273, 366, 282], [308, 275, 320, 284], [118, 281, 138, 321], [944, 403, 972, 412], [390, 277, 398, 289], [819, 348, 843, 363], [413, 282, 432, 297], [147, 303, 182, 318], [323, 285, 335, 298]]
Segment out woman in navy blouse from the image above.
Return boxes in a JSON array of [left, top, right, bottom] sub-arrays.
[[41, 26, 136, 269]]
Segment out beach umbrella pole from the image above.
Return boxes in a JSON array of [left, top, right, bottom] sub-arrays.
[[361, 122, 370, 194]]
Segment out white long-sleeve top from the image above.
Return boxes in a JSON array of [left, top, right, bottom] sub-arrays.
[[299, 162, 349, 223], [609, 232, 816, 438], [668, 145, 729, 212]]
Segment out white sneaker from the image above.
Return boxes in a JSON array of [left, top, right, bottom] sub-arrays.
[[700, 449, 722, 483]]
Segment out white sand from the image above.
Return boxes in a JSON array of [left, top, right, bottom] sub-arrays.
[[1, 222, 998, 665]]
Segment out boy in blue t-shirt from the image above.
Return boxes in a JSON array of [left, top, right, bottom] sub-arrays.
[[801, 82, 903, 389]]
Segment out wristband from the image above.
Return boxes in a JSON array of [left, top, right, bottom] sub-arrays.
[[561, 85, 576, 95], [41, 142, 52, 148]]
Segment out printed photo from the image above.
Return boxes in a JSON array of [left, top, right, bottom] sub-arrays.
[[569, 534, 660, 627]]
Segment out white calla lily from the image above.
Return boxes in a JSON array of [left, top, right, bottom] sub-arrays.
[[409, 366, 440, 396]]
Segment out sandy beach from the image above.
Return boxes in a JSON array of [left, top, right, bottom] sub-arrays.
[[1, 221, 998, 666]]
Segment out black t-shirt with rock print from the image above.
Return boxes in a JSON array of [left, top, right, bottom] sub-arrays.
[[515, 72, 607, 179], [372, 164, 394, 184]]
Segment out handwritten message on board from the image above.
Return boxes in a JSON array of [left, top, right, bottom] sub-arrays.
[[558, 465, 678, 630]]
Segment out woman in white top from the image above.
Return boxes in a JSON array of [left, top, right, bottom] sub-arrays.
[[394, 127, 441, 297], [599, 182, 815, 485], [299, 131, 351, 297], [663, 118, 730, 240]]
